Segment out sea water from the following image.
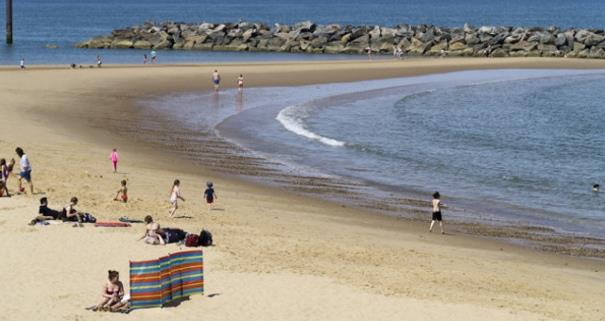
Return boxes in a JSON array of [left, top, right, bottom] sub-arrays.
[[3, 0, 605, 64], [146, 69, 605, 238]]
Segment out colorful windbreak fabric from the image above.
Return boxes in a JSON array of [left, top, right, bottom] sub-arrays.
[[130, 250, 204, 309]]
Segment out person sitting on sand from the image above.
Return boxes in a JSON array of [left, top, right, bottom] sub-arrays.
[[204, 181, 217, 208], [62, 197, 83, 226], [168, 179, 185, 217], [0, 159, 11, 197], [28, 197, 61, 225], [429, 191, 445, 234], [93, 270, 124, 311], [139, 215, 165, 245], [113, 180, 128, 203]]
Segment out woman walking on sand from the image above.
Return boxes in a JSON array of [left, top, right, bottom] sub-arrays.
[[168, 179, 185, 217], [429, 191, 445, 234], [109, 148, 119, 173]]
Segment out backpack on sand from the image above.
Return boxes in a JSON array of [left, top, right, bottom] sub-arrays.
[[185, 234, 199, 247], [199, 229, 213, 247]]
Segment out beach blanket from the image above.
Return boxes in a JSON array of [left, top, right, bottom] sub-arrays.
[[129, 250, 204, 309], [95, 221, 131, 227]]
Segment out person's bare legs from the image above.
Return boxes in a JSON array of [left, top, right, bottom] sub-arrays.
[[28, 180, 34, 194], [429, 220, 435, 232], [168, 203, 177, 217], [439, 221, 444, 234]]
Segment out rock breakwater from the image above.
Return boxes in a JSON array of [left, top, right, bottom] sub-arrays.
[[76, 21, 605, 58]]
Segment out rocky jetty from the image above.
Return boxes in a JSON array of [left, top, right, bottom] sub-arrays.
[[76, 21, 605, 58]]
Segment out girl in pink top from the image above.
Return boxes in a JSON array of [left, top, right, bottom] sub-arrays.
[[109, 148, 119, 173]]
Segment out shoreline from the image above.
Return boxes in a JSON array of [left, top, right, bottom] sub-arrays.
[[132, 67, 605, 257], [1, 57, 604, 320]]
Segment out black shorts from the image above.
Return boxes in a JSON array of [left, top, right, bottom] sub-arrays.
[[432, 211, 442, 221]]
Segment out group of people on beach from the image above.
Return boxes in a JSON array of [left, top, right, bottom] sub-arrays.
[[0, 147, 33, 197], [211, 69, 245, 92]]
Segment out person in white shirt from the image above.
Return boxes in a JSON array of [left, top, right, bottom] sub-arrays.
[[20, 58, 25, 69], [15, 147, 34, 194]]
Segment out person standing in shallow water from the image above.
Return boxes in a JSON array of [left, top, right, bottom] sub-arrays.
[[429, 191, 445, 234], [212, 70, 221, 91]]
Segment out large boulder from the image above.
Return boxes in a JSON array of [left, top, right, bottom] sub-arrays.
[[111, 39, 134, 49], [133, 40, 152, 49]]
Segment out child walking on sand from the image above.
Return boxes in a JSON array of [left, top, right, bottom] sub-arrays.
[[92, 270, 124, 311], [169, 179, 185, 217], [109, 149, 119, 173], [114, 180, 128, 203], [204, 181, 217, 209], [429, 191, 445, 234]]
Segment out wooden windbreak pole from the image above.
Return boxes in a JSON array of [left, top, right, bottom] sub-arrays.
[[6, 0, 13, 44]]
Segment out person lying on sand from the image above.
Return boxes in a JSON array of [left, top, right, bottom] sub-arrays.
[[28, 197, 61, 225], [92, 270, 124, 312], [113, 179, 128, 203], [138, 215, 165, 245], [61, 197, 84, 227]]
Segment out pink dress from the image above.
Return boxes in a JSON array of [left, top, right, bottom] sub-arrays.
[[110, 151, 119, 169]]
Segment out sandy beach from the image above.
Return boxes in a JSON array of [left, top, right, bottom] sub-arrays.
[[1, 57, 604, 321]]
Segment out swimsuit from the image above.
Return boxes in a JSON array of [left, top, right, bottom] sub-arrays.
[[432, 211, 442, 221]]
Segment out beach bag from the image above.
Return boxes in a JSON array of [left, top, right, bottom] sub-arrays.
[[81, 213, 97, 223], [185, 234, 200, 247], [199, 229, 213, 247]]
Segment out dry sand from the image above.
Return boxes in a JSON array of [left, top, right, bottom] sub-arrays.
[[0, 57, 604, 321]]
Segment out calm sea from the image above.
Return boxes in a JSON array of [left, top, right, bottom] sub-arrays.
[[145, 69, 605, 238], [3, 0, 605, 64]]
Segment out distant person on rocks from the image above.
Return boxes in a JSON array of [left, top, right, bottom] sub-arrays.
[[237, 74, 244, 91], [143, 54, 148, 64], [168, 179, 185, 217], [212, 70, 221, 91], [28, 197, 61, 225], [0, 159, 11, 197], [15, 147, 34, 194], [593, 184, 600, 193], [429, 191, 445, 234], [114, 179, 128, 203], [109, 148, 119, 173], [96, 55, 103, 67], [20, 58, 25, 69], [151, 50, 157, 64]]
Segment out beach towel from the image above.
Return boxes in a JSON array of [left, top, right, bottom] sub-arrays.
[[95, 221, 131, 227], [129, 250, 203, 310]]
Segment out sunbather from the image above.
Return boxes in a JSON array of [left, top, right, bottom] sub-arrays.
[[113, 179, 128, 202], [93, 270, 124, 311], [28, 197, 61, 225], [138, 215, 165, 245], [62, 197, 83, 226]]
